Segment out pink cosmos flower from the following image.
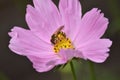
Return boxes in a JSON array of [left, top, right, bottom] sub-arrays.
[[8, 0, 112, 72]]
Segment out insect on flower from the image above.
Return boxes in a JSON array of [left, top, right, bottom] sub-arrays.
[[50, 26, 65, 45]]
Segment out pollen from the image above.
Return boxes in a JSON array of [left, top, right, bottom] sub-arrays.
[[51, 30, 74, 53]]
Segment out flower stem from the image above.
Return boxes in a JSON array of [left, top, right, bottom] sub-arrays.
[[88, 61, 96, 80], [70, 61, 77, 80]]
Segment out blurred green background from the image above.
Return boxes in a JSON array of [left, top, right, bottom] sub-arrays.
[[0, 0, 120, 80]]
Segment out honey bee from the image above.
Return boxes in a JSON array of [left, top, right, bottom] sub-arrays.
[[50, 26, 65, 44]]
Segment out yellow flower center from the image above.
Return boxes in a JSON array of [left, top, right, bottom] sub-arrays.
[[50, 26, 74, 53]]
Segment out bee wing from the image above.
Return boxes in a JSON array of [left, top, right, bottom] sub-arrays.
[[54, 26, 64, 34]]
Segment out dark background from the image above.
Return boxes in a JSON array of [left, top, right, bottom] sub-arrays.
[[0, 0, 120, 80]]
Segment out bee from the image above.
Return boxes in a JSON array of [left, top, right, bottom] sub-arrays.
[[50, 26, 66, 44]]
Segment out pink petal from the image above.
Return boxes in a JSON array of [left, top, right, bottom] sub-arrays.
[[74, 8, 109, 46], [27, 54, 59, 72], [26, 5, 50, 42], [77, 39, 112, 63], [58, 49, 82, 62], [25, 5, 51, 43], [8, 27, 53, 56], [29, 0, 62, 32], [59, 49, 74, 61], [59, 0, 82, 41]]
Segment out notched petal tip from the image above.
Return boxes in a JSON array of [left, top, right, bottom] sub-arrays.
[[26, 4, 35, 13], [8, 32, 15, 37], [101, 39, 112, 48], [107, 39, 112, 47], [8, 26, 19, 37]]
